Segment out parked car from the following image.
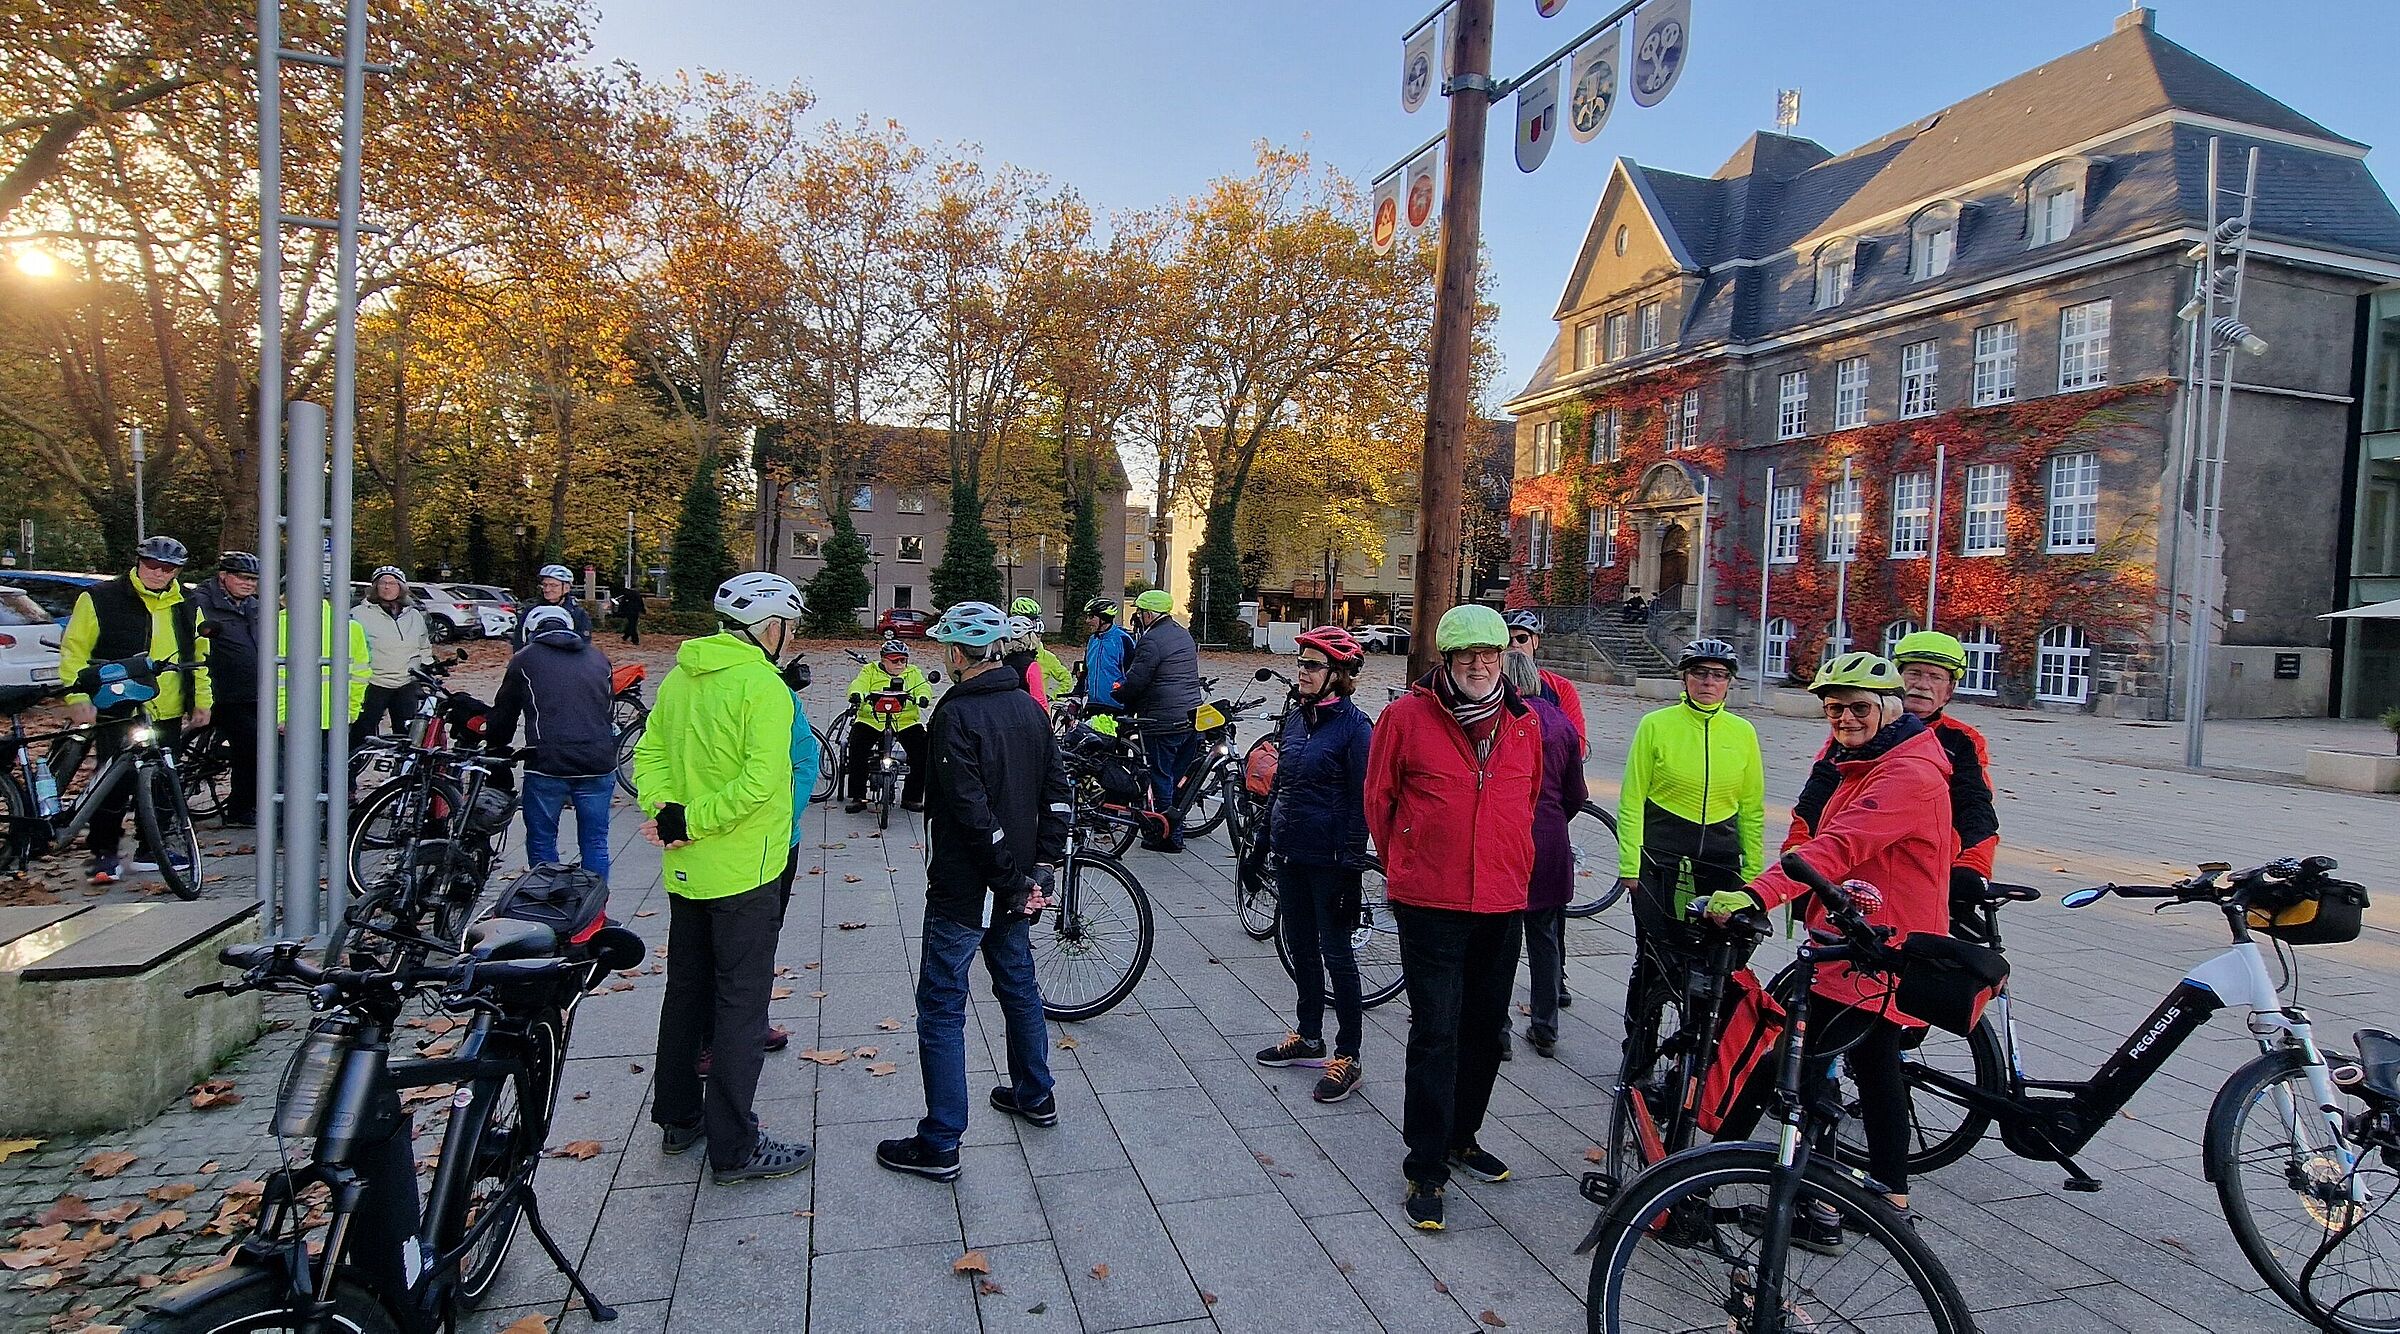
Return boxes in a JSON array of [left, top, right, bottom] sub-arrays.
[[443, 584, 521, 639], [447, 583, 520, 612], [1351, 623, 1412, 655], [0, 586, 64, 687], [407, 581, 511, 642], [4, 570, 105, 627], [876, 607, 935, 639]]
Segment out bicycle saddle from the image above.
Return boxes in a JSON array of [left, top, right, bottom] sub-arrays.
[[1965, 882, 2042, 905], [0, 684, 54, 715], [465, 917, 558, 962], [2353, 1029, 2400, 1103]]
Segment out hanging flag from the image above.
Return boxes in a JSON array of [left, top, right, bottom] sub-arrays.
[[1567, 26, 1620, 143], [1401, 19, 1440, 115], [1535, 0, 1568, 15], [1370, 175, 1401, 255], [1404, 147, 1441, 233], [1630, 0, 1690, 108], [1514, 62, 1562, 174]]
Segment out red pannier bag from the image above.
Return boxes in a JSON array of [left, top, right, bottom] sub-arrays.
[[1242, 739, 1280, 799], [1695, 967, 1786, 1134]]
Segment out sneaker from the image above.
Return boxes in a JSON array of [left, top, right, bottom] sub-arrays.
[[1255, 1034, 1329, 1068], [1449, 1144, 1511, 1183], [1497, 1028, 1514, 1062], [1312, 1055, 1362, 1104], [845, 800, 867, 814], [130, 852, 159, 872], [875, 1134, 961, 1182], [990, 1086, 1059, 1128], [715, 1134, 814, 1185], [1740, 1200, 1847, 1257], [88, 856, 122, 885], [763, 1024, 791, 1053], [1405, 1181, 1446, 1231], [1529, 1031, 1557, 1059], [660, 1119, 704, 1156]]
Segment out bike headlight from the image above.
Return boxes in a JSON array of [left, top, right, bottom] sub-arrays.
[[129, 726, 153, 745]]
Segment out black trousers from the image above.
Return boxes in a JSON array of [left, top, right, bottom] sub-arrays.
[[351, 682, 424, 746], [1278, 861, 1365, 1057], [86, 714, 181, 859], [845, 722, 927, 805], [652, 880, 782, 1169], [1521, 906, 1566, 1044], [1713, 993, 1917, 1195], [1392, 902, 1522, 1186], [216, 698, 259, 821], [1620, 859, 1751, 1084], [620, 613, 641, 644]]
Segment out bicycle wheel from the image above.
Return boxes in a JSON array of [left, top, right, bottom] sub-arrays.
[[2211, 1048, 2400, 1333], [1834, 1010, 2006, 1178], [1036, 853, 1154, 1022], [1181, 761, 1230, 840], [127, 1275, 402, 1334], [1563, 801, 1627, 918], [174, 726, 227, 819], [443, 1019, 557, 1308], [1271, 858, 1405, 1009], [1235, 850, 1279, 941], [810, 724, 838, 804], [134, 759, 205, 900], [612, 713, 644, 798], [348, 774, 460, 898], [1585, 1142, 1974, 1334], [0, 770, 34, 874]]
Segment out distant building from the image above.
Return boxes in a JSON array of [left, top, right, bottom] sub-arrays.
[[2339, 287, 2400, 717]]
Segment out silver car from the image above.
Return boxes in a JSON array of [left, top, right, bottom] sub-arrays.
[[444, 584, 520, 640], [0, 586, 63, 687]]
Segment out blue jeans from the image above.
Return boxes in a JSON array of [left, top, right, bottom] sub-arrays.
[[1279, 861, 1364, 1057], [916, 911, 1053, 1153], [520, 772, 613, 883], [1147, 729, 1200, 844]]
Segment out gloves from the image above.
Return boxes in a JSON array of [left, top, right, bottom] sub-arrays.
[[1700, 889, 1761, 921], [655, 803, 688, 845], [1949, 866, 1989, 900], [781, 658, 812, 692]]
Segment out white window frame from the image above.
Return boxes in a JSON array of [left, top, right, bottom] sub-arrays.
[[1663, 397, 1681, 451], [1960, 625, 2001, 697], [897, 534, 926, 563], [1911, 223, 1955, 281], [1889, 471, 1931, 558], [790, 531, 823, 560], [1816, 252, 1854, 308], [1972, 321, 2017, 406], [1769, 485, 1802, 564], [1820, 619, 1853, 664], [1777, 371, 1808, 441], [2059, 299, 2111, 391], [1638, 301, 1663, 350], [851, 485, 875, 511], [1899, 340, 1939, 418], [1824, 476, 1862, 562], [1880, 619, 1919, 661], [1588, 506, 1617, 567], [2036, 624, 2091, 703], [1835, 356, 1868, 429], [1962, 463, 2009, 556], [1679, 389, 1701, 449], [1575, 320, 1600, 370], [1590, 407, 1620, 463], [2045, 451, 2100, 552], [1606, 311, 1630, 361], [1764, 618, 1792, 680], [898, 492, 926, 515], [2031, 183, 2081, 247], [1528, 509, 1552, 570]]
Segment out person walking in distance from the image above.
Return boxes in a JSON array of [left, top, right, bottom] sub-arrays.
[[876, 601, 1071, 1183], [842, 639, 933, 813], [513, 564, 591, 648], [633, 572, 813, 1184], [56, 535, 212, 883], [486, 605, 617, 882], [1367, 604, 1543, 1231], [1253, 626, 1374, 1104], [1112, 588, 1203, 851], [616, 582, 644, 645], [1502, 648, 1588, 1059], [191, 552, 264, 826], [351, 566, 434, 745]]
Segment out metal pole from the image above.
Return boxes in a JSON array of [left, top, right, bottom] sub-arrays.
[[323, 0, 369, 938], [283, 402, 326, 938], [2185, 144, 2260, 768], [625, 509, 635, 588], [1925, 441, 1945, 629], [2162, 259, 2206, 709], [1756, 465, 1775, 706], [131, 428, 147, 539], [1692, 475, 1710, 640], [255, 0, 284, 928], [1832, 456, 1852, 656]]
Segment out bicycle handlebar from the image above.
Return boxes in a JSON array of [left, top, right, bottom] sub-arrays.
[[2061, 855, 2338, 911], [191, 939, 569, 1004], [1776, 852, 1898, 964]]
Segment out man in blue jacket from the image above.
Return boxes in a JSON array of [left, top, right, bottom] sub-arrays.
[[486, 605, 616, 881], [1112, 589, 1203, 852], [1077, 597, 1130, 718]]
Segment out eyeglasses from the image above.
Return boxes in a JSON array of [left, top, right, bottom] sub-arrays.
[[1684, 668, 1732, 683], [137, 558, 178, 573], [1295, 657, 1331, 673], [1452, 647, 1503, 664], [1821, 699, 1879, 720], [1508, 632, 1534, 645]]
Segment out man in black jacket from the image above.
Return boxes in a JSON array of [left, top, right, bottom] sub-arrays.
[[877, 601, 1070, 1183], [192, 552, 264, 825], [486, 605, 617, 882], [1112, 588, 1203, 852]]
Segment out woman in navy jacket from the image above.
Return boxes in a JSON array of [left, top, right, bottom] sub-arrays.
[[1253, 626, 1375, 1104]]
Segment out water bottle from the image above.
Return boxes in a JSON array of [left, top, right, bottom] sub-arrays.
[[24, 745, 60, 817]]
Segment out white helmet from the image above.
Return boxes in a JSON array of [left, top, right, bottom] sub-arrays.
[[522, 605, 576, 638], [714, 572, 805, 627], [538, 563, 574, 584], [1004, 614, 1036, 645]]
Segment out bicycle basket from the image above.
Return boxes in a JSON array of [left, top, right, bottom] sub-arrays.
[[1242, 739, 1280, 799], [2245, 877, 2369, 946], [1894, 933, 2010, 1035], [487, 862, 609, 944], [465, 785, 518, 837]]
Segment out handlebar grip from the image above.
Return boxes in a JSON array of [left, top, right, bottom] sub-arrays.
[[1778, 851, 1842, 904]]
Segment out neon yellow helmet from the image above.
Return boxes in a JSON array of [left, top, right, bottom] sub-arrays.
[[1810, 651, 1905, 696], [1134, 588, 1173, 615], [1435, 604, 1509, 653], [1890, 630, 1968, 680], [1010, 596, 1043, 618]]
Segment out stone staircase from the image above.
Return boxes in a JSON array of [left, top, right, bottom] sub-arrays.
[[1537, 621, 1678, 685]]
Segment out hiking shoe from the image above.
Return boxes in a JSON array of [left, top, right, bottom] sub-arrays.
[[1529, 1031, 1557, 1059], [1449, 1144, 1511, 1183], [1740, 1199, 1847, 1256], [1497, 1028, 1513, 1062], [1312, 1055, 1362, 1104], [1255, 1034, 1328, 1068], [875, 1135, 961, 1182], [715, 1134, 814, 1185], [660, 1119, 704, 1156], [1405, 1181, 1446, 1231], [88, 856, 122, 885], [763, 1024, 791, 1053], [991, 1086, 1059, 1128]]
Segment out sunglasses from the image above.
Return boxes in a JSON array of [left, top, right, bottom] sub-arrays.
[[1509, 632, 1535, 645], [1295, 657, 1331, 672], [1821, 699, 1880, 720], [138, 558, 179, 572]]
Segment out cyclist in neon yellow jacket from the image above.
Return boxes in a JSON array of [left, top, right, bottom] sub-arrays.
[[1009, 597, 1072, 697], [842, 640, 933, 812], [1614, 638, 1764, 1082]]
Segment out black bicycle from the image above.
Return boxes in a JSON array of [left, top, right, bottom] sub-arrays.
[[0, 657, 205, 899], [1035, 742, 1157, 1022], [1560, 801, 1629, 917], [337, 744, 523, 965], [132, 919, 644, 1334]]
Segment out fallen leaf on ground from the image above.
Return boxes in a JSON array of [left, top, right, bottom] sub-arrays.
[[842, 877, 863, 885], [189, 1079, 243, 1110], [877, 1018, 902, 1031], [548, 1141, 605, 1160], [0, 1139, 42, 1165], [866, 1063, 898, 1077], [198, 1160, 220, 1173], [1582, 1146, 1607, 1164], [496, 1316, 551, 1334], [146, 1183, 198, 1204], [14, 1225, 69, 1249], [37, 1196, 93, 1225], [1479, 1310, 1508, 1327], [1335, 1260, 1354, 1275], [853, 1046, 879, 1059], [838, 917, 869, 926], [1516, 1003, 1532, 1016], [1433, 1280, 1450, 1293], [1027, 1302, 1047, 1315], [809, 991, 828, 999], [952, 1250, 990, 1274], [800, 1049, 852, 1066], [1253, 1153, 1275, 1166], [606, 981, 635, 993], [0, 1250, 51, 1270], [1088, 1263, 1109, 1280], [18, 1271, 61, 1290], [804, 960, 821, 969], [1201, 1292, 1218, 1307], [634, 909, 656, 918], [629, 1063, 644, 1073], [770, 987, 794, 1000], [978, 1278, 1004, 1296], [573, 1091, 590, 1101], [81, 1152, 137, 1179], [125, 1210, 186, 1241], [1057, 1035, 1079, 1050], [819, 842, 846, 849]]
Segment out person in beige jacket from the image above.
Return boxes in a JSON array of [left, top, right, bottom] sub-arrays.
[[351, 565, 433, 744]]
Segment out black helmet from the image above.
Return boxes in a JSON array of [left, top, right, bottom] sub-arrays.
[[1503, 609, 1545, 635], [1084, 597, 1120, 619], [218, 551, 261, 576], [136, 535, 189, 568], [1678, 638, 1739, 673]]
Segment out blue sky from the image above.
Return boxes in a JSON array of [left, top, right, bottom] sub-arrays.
[[585, 0, 2400, 409]]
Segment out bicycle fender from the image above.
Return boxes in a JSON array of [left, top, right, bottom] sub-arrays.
[[2200, 1046, 2312, 1185], [129, 1250, 290, 1318]]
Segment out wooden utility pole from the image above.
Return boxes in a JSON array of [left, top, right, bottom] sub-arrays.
[[1408, 0, 1494, 680]]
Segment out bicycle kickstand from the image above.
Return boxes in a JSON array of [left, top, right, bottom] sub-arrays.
[[2060, 1158, 2104, 1193], [521, 1190, 618, 1321]]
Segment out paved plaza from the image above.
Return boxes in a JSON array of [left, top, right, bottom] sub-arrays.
[[3, 644, 2396, 1333]]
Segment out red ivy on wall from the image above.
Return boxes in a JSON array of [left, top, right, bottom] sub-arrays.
[[1509, 365, 1725, 608]]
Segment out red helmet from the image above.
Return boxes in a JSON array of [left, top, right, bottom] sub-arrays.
[[1294, 625, 1366, 667]]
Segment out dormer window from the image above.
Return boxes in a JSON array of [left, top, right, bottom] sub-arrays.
[[1909, 203, 1960, 280], [1814, 238, 1857, 309], [2025, 160, 2092, 248]]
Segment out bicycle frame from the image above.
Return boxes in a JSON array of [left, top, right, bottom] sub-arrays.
[[3, 713, 166, 857]]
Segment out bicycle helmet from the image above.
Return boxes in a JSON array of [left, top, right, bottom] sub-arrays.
[[1009, 596, 1043, 618], [1678, 638, 1740, 673], [218, 551, 261, 576], [713, 572, 806, 627], [1004, 614, 1038, 648], [879, 638, 908, 658], [1503, 609, 1544, 635], [135, 535, 189, 567], [1083, 597, 1120, 620], [929, 600, 1010, 657], [1294, 625, 1366, 667], [1810, 651, 1905, 696], [1133, 588, 1173, 615], [538, 563, 574, 584], [522, 605, 576, 638], [1891, 630, 1969, 681], [369, 564, 407, 585], [1435, 603, 1508, 653]]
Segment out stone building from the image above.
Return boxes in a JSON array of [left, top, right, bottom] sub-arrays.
[[1503, 8, 2400, 715]]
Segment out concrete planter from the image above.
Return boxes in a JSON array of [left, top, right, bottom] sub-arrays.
[[2304, 749, 2400, 794]]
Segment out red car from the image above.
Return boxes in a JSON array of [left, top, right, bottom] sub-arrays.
[[876, 607, 935, 638]]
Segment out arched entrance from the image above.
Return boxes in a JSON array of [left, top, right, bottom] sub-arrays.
[[1658, 525, 1690, 598], [1629, 461, 1707, 613]]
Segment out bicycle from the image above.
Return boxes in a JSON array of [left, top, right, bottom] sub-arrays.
[[822, 651, 937, 830], [0, 657, 206, 899], [1075, 673, 1268, 856], [337, 743, 523, 965], [1035, 739, 1157, 1022], [1830, 854, 2393, 1332], [133, 918, 645, 1334], [609, 661, 647, 798], [1560, 800, 1629, 917], [1576, 852, 1975, 1334], [346, 682, 509, 903], [1225, 666, 1292, 940], [174, 722, 235, 822], [1271, 854, 1407, 1009]]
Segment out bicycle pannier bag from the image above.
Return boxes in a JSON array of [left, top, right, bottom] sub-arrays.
[[1894, 933, 2010, 1035], [1243, 739, 1280, 799], [465, 786, 519, 838], [487, 862, 609, 944], [610, 662, 645, 696], [1696, 967, 1785, 1133], [2246, 878, 2369, 946]]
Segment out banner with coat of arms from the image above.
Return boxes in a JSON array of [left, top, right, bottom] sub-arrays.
[[1514, 62, 1562, 174], [1370, 175, 1402, 255], [1630, 0, 1690, 108], [1567, 26, 1619, 143], [1535, 0, 1568, 16], [1404, 148, 1441, 235], [1401, 19, 1441, 114]]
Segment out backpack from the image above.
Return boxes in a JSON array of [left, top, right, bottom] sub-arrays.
[[486, 862, 609, 945], [1695, 967, 1786, 1133]]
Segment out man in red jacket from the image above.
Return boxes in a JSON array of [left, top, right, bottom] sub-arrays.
[[1366, 604, 1543, 1231]]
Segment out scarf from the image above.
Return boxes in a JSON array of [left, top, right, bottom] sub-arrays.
[[1427, 666, 1506, 731], [1829, 708, 1925, 764]]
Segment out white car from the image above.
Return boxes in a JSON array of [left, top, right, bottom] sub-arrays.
[[443, 585, 520, 640], [407, 582, 513, 642], [0, 586, 64, 687], [1351, 624, 1413, 655]]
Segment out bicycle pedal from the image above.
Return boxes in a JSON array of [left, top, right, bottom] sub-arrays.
[[1579, 1169, 1619, 1207]]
